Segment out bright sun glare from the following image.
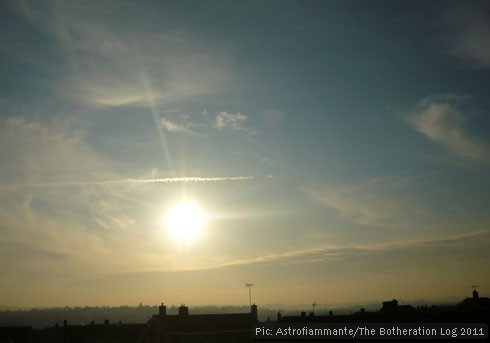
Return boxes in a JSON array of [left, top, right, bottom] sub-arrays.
[[166, 202, 205, 241]]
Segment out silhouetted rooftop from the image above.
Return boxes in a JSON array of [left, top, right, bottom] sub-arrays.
[[151, 312, 256, 332], [138, 304, 258, 342]]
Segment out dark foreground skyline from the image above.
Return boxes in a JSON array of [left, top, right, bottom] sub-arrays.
[[1, 290, 488, 328], [1, 290, 489, 342]]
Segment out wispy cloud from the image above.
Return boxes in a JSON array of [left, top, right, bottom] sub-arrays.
[[215, 229, 490, 268], [441, 2, 490, 69], [9, 1, 232, 107], [0, 115, 137, 231], [407, 94, 490, 163], [160, 117, 200, 136], [151, 106, 261, 137], [0, 116, 106, 184], [174, 109, 259, 135], [214, 112, 248, 130], [302, 173, 431, 229], [213, 111, 257, 134], [114, 229, 490, 272]]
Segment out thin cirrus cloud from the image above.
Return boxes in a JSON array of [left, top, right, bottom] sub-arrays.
[[0, 115, 254, 191], [0, 115, 144, 233], [9, 1, 232, 107], [0, 116, 107, 184], [441, 2, 490, 69], [135, 229, 490, 272], [407, 95, 490, 163], [302, 173, 431, 229], [223, 229, 490, 267]]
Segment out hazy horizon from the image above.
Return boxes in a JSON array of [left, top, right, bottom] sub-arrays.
[[0, 295, 472, 319], [0, 295, 475, 330], [1, 0, 489, 308], [0, 294, 470, 311]]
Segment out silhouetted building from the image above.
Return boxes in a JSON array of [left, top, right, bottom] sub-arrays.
[[159, 303, 167, 316], [0, 323, 147, 343], [379, 299, 415, 314], [0, 326, 33, 343], [459, 289, 490, 312], [138, 303, 258, 343], [178, 305, 189, 316]]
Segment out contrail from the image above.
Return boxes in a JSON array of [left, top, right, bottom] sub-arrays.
[[0, 176, 256, 190], [128, 176, 255, 184]]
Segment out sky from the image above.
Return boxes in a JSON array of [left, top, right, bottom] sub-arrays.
[[1, 0, 490, 309]]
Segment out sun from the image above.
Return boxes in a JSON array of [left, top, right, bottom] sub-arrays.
[[166, 202, 206, 242]]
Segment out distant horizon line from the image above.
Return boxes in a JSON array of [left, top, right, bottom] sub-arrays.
[[0, 294, 476, 311]]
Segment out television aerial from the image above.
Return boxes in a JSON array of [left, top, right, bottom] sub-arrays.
[[245, 283, 255, 306]]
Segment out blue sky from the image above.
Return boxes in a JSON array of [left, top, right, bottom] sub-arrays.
[[1, 0, 490, 308]]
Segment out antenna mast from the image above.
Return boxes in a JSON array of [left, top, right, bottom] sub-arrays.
[[245, 283, 255, 306]]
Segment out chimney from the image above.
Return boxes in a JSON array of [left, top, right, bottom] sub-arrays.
[[251, 303, 258, 322], [473, 289, 479, 299], [159, 303, 167, 316], [178, 305, 189, 316]]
